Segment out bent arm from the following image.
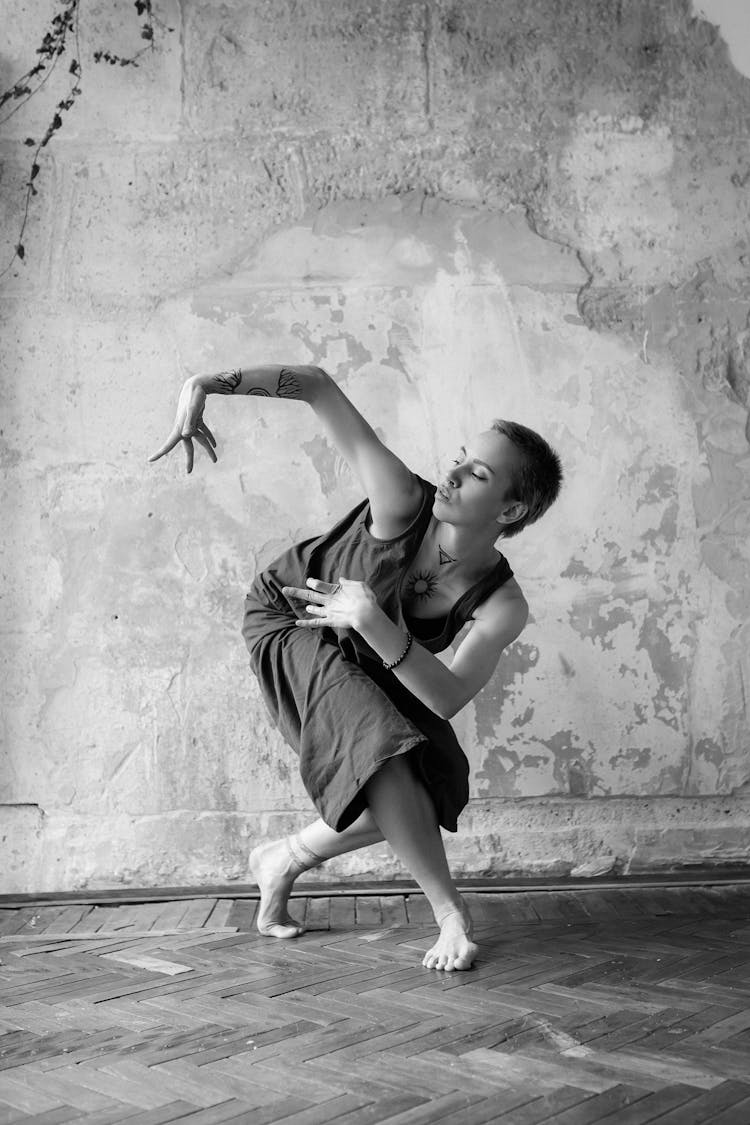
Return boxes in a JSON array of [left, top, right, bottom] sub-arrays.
[[213, 365, 420, 526], [159, 363, 422, 530], [356, 584, 529, 720], [147, 365, 316, 470]]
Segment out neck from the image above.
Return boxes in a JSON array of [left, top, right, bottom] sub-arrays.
[[435, 519, 503, 572]]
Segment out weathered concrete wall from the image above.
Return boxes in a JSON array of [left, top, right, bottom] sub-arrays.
[[1, 0, 748, 892]]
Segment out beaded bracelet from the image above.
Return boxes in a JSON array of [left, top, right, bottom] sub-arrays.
[[383, 630, 413, 671]]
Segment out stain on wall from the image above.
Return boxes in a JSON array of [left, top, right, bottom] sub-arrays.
[[1, 0, 748, 890]]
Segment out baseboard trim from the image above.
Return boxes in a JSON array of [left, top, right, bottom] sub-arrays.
[[3, 865, 750, 908]]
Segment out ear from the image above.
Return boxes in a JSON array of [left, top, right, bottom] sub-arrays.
[[496, 501, 528, 526]]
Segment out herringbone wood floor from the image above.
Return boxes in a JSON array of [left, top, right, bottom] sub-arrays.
[[1, 882, 750, 1124]]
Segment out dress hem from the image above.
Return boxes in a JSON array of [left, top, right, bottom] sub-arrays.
[[320, 732, 427, 833]]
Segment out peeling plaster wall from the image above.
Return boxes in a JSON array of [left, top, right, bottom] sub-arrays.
[[1, 0, 749, 892], [693, 1, 750, 78]]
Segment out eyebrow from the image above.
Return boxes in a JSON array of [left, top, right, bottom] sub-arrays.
[[460, 446, 495, 475]]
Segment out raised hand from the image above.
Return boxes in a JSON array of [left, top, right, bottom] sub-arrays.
[[148, 377, 218, 474], [281, 577, 379, 633]]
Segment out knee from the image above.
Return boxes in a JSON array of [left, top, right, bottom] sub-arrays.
[[365, 752, 413, 792]]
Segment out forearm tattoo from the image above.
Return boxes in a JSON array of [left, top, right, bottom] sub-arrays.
[[277, 367, 303, 398], [213, 366, 303, 398], [214, 369, 243, 394]]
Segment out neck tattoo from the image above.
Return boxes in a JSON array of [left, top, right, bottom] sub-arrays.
[[438, 544, 456, 565]]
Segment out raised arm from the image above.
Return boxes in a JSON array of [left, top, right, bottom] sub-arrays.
[[149, 364, 422, 534]]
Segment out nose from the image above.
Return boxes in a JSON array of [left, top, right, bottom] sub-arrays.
[[445, 470, 459, 488]]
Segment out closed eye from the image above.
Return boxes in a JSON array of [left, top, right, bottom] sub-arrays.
[[450, 455, 486, 480]]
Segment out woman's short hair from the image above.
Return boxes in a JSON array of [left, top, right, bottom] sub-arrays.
[[491, 419, 563, 538]]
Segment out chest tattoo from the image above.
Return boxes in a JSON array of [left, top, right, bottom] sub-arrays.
[[404, 569, 439, 602]]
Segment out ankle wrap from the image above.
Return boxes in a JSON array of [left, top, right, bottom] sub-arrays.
[[286, 835, 325, 871], [436, 897, 467, 927]]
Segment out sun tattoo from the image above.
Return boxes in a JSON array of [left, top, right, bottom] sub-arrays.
[[404, 569, 439, 601]]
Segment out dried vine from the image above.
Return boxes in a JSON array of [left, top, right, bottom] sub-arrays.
[[0, 0, 173, 281]]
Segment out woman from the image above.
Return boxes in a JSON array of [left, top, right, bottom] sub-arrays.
[[150, 364, 562, 971]]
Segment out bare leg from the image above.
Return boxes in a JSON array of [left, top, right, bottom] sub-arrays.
[[364, 754, 477, 971], [249, 810, 383, 938]]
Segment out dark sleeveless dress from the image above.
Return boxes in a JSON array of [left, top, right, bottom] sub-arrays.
[[241, 477, 513, 832]]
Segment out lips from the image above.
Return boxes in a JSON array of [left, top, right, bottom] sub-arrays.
[[437, 484, 453, 501]]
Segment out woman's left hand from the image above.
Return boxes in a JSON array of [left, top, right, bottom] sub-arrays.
[[281, 577, 379, 632]]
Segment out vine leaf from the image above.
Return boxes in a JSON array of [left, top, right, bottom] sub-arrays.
[[1, 0, 172, 280]]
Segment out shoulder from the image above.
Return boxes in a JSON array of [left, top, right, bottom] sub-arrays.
[[366, 473, 433, 540], [470, 575, 529, 642]]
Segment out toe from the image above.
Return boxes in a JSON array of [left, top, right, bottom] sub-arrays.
[[454, 944, 477, 970], [423, 945, 439, 968]]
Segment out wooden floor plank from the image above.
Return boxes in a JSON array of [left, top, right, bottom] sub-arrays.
[[410, 1087, 539, 1125], [2, 884, 750, 1125], [223, 901, 258, 932], [152, 1100, 261, 1125], [0, 908, 45, 937], [328, 897, 356, 931], [703, 1097, 750, 1125], [590, 1084, 711, 1124], [202, 900, 234, 930], [403, 896, 433, 924], [536, 1083, 652, 1124], [304, 897, 330, 932], [5, 1109, 81, 1125], [379, 896, 408, 927], [81, 1105, 197, 1125], [37, 905, 96, 935], [0, 1069, 69, 1114], [176, 901, 217, 932], [490, 894, 542, 924], [631, 1080, 750, 1124], [492, 1085, 597, 1123], [354, 898, 382, 928], [136, 902, 190, 934]]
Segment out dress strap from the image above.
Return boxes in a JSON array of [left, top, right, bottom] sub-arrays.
[[454, 554, 513, 626]]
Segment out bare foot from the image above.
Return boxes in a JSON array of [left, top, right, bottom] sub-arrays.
[[422, 904, 478, 971], [249, 840, 305, 939]]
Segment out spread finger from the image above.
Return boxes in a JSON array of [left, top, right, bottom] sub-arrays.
[[282, 586, 322, 603]]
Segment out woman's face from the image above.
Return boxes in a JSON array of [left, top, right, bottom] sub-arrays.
[[434, 429, 527, 529]]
